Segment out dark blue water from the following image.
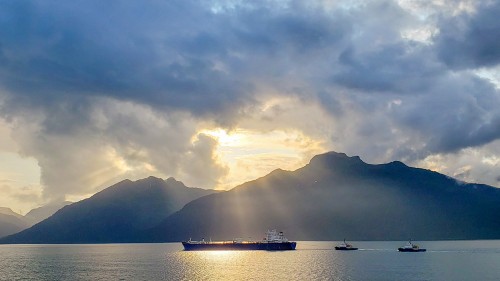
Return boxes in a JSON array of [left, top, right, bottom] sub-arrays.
[[1, 241, 499, 280]]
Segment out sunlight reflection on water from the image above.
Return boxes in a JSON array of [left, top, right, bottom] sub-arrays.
[[1, 241, 500, 280]]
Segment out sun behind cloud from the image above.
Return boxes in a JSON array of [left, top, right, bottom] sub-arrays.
[[200, 127, 326, 190]]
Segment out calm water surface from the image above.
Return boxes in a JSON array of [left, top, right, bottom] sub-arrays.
[[1, 241, 499, 280]]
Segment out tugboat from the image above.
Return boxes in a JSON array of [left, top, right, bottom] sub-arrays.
[[182, 229, 297, 251], [335, 239, 358, 250], [398, 240, 426, 252]]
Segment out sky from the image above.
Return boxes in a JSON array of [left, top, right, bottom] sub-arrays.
[[0, 0, 499, 214]]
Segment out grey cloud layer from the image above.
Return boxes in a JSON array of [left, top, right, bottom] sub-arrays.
[[0, 0, 255, 117], [0, 0, 499, 199], [435, 1, 500, 69]]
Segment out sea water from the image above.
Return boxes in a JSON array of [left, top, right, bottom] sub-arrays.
[[1, 241, 499, 280]]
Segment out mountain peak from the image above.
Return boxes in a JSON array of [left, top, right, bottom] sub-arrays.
[[0, 176, 218, 243], [131, 176, 166, 188], [24, 201, 73, 225], [140, 176, 186, 187], [0, 207, 14, 213], [144, 176, 164, 182], [165, 177, 180, 184], [0, 207, 20, 217], [309, 151, 364, 167], [387, 160, 407, 167]]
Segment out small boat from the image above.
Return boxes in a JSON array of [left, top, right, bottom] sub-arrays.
[[182, 229, 297, 251], [335, 239, 358, 250], [398, 240, 426, 252]]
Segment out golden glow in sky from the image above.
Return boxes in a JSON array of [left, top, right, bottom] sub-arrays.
[[201, 127, 326, 190], [0, 152, 42, 214]]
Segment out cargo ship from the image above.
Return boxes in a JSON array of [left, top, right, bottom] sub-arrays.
[[182, 229, 297, 251]]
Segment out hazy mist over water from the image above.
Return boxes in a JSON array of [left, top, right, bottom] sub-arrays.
[[1, 241, 499, 280]]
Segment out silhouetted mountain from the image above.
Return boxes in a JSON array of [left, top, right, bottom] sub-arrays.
[[0, 177, 217, 243], [24, 201, 73, 225], [0, 208, 29, 238], [146, 152, 500, 241]]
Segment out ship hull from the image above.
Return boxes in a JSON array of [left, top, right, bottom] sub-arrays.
[[182, 241, 297, 251], [398, 248, 426, 252], [335, 246, 358, 250]]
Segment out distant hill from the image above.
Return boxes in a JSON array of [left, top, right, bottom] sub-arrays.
[[0, 203, 71, 238], [24, 201, 73, 225], [0, 208, 29, 238], [0, 177, 217, 243], [0, 207, 24, 219], [145, 152, 500, 241]]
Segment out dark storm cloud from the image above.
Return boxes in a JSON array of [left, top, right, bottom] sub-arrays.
[[395, 74, 500, 154], [231, 6, 348, 55], [316, 1, 500, 159], [331, 1, 440, 94], [0, 0, 255, 117], [435, 1, 500, 69], [0, 0, 351, 119], [2, 0, 498, 152], [334, 43, 444, 93]]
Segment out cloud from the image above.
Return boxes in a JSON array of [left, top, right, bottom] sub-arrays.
[[313, 0, 500, 161], [5, 98, 229, 200], [435, 1, 500, 69], [394, 73, 500, 155], [0, 0, 256, 119], [417, 140, 500, 188], [0, 183, 41, 214], [0, 0, 499, 207], [178, 133, 229, 188], [334, 43, 443, 94]]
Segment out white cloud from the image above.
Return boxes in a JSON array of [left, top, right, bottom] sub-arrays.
[[417, 140, 500, 187]]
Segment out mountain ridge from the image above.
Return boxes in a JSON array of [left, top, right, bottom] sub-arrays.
[[1, 151, 499, 243], [24, 201, 73, 225], [144, 151, 500, 241], [0, 176, 218, 243], [0, 212, 30, 238]]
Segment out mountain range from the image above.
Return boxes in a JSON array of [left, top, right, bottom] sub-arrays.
[[1, 151, 499, 243], [0, 207, 30, 238], [0, 177, 217, 243], [146, 152, 500, 241], [0, 202, 73, 238], [24, 201, 73, 225]]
